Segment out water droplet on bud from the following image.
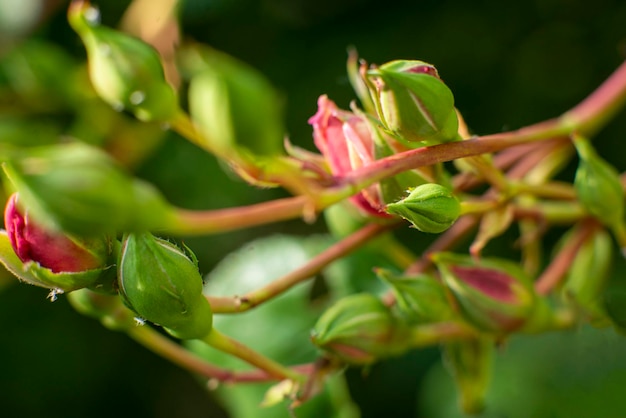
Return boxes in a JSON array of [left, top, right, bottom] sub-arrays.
[[83, 6, 101, 26], [129, 90, 146, 105]]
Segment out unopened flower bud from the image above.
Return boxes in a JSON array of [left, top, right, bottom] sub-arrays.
[[385, 183, 460, 233], [186, 46, 284, 156], [0, 193, 116, 292], [5, 193, 109, 273], [118, 232, 213, 340], [432, 252, 536, 333], [68, 1, 178, 122], [561, 227, 613, 322], [573, 136, 625, 232], [2, 142, 172, 235], [443, 338, 494, 414], [311, 293, 409, 365], [365, 60, 458, 145], [377, 269, 454, 324]]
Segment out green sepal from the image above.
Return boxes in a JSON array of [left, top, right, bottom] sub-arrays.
[[376, 268, 455, 324]]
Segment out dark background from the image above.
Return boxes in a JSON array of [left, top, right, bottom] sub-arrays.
[[1, 0, 626, 417]]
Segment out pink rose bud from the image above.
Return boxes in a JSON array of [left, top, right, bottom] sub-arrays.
[[309, 95, 388, 218], [4, 193, 110, 273]]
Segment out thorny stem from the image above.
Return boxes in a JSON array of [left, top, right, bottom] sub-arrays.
[[127, 325, 313, 383], [208, 222, 396, 313]]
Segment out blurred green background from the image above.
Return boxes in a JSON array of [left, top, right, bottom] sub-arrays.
[[1, 0, 626, 417]]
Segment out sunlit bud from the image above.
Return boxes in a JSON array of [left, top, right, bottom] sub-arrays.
[[385, 183, 460, 233], [377, 268, 454, 324], [118, 232, 213, 340], [0, 193, 116, 292], [68, 1, 178, 121], [2, 142, 173, 235], [309, 95, 389, 217], [311, 293, 409, 365], [186, 46, 284, 157], [432, 252, 536, 333], [365, 60, 459, 145], [443, 337, 494, 414], [4, 193, 110, 273], [0, 228, 116, 293]]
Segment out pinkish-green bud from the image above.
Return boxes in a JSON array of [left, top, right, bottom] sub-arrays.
[[118, 232, 213, 340], [0, 193, 116, 292], [4, 193, 110, 273], [385, 183, 460, 233], [432, 252, 536, 333], [68, 1, 178, 122], [366, 60, 459, 146], [311, 293, 409, 365]]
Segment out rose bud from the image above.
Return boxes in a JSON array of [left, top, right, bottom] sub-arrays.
[[68, 0, 178, 122], [2, 142, 173, 236], [376, 268, 455, 324], [365, 60, 459, 146], [0, 194, 116, 292], [561, 227, 613, 323], [311, 293, 409, 365], [186, 45, 285, 157], [118, 232, 213, 340], [385, 183, 461, 233], [573, 135, 626, 249], [432, 252, 536, 333]]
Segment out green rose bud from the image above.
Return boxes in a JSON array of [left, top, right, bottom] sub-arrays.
[[311, 293, 409, 365], [67, 288, 136, 331], [118, 232, 213, 340], [432, 252, 536, 333], [573, 135, 626, 243], [2, 142, 173, 235], [443, 337, 494, 414], [385, 183, 461, 233], [365, 60, 459, 146], [185, 46, 284, 157], [377, 268, 454, 324], [68, 0, 178, 122], [561, 227, 613, 323]]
